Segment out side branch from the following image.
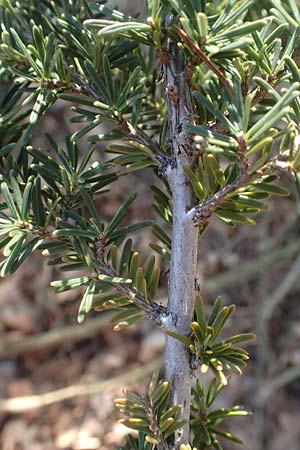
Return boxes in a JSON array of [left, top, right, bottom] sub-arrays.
[[28, 228, 168, 329], [123, 126, 171, 170], [187, 172, 250, 227], [95, 259, 168, 327], [187, 158, 291, 228], [71, 70, 170, 171], [174, 26, 234, 96]]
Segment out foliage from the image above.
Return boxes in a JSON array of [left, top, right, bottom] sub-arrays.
[[1, 0, 300, 448], [115, 371, 251, 450], [166, 295, 255, 385], [189, 377, 251, 449], [115, 371, 186, 448], [116, 432, 152, 450]]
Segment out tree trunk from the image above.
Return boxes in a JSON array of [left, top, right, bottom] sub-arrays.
[[163, 15, 199, 448]]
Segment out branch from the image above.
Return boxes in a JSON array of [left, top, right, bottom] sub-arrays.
[[71, 68, 169, 171], [143, 396, 168, 450], [14, 227, 168, 330], [70, 68, 101, 100], [174, 26, 234, 97], [123, 125, 171, 170], [187, 171, 250, 227], [187, 158, 291, 227], [162, 8, 199, 447], [95, 259, 168, 328]]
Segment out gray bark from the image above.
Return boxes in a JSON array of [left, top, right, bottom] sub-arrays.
[[165, 164, 199, 447], [163, 15, 199, 449]]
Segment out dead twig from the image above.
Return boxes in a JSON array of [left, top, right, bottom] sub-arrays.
[[0, 313, 113, 358], [258, 365, 300, 404], [262, 252, 300, 321], [0, 358, 162, 414], [203, 238, 300, 294], [174, 26, 234, 96]]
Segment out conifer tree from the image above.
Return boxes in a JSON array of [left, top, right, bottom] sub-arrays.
[[1, 1, 300, 448]]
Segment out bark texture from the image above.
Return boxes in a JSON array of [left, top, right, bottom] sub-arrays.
[[163, 14, 199, 448]]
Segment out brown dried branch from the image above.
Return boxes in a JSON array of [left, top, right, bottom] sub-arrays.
[[174, 26, 234, 97], [0, 313, 113, 358], [0, 358, 162, 414]]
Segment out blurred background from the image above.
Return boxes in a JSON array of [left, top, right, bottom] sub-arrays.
[[1, 1, 300, 450]]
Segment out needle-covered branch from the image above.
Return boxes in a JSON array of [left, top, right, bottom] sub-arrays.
[[187, 158, 292, 229], [94, 259, 168, 328]]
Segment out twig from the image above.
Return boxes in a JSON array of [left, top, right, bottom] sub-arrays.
[[262, 252, 300, 321], [95, 260, 168, 327], [174, 26, 234, 97], [143, 396, 168, 450], [187, 158, 291, 227], [0, 313, 113, 358], [254, 214, 271, 450], [72, 68, 168, 170], [203, 238, 300, 294], [0, 357, 162, 414], [13, 230, 168, 331], [1, 234, 298, 359], [124, 128, 170, 170], [258, 365, 300, 404], [187, 171, 251, 227]]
